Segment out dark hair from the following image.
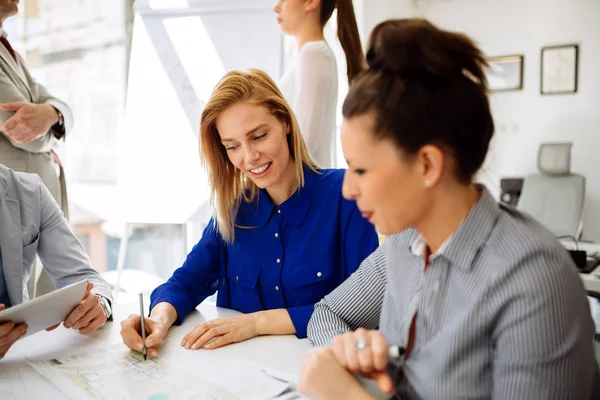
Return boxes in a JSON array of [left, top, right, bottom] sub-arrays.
[[343, 19, 494, 183], [320, 0, 365, 84]]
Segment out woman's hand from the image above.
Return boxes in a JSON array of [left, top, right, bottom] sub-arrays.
[[181, 313, 259, 350], [330, 328, 395, 394], [120, 315, 170, 358], [0, 102, 59, 144], [299, 347, 375, 400]]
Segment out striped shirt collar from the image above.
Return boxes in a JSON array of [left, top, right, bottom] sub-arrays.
[[409, 234, 452, 258], [409, 185, 500, 270]]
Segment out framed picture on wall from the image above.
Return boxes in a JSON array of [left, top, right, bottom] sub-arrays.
[[541, 44, 579, 95], [486, 55, 524, 92]]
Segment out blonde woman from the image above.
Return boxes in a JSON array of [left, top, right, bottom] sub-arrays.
[[120, 69, 378, 355]]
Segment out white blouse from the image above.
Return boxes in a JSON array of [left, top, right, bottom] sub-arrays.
[[279, 41, 338, 168]]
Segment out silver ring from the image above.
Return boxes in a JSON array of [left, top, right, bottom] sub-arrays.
[[354, 337, 368, 351]]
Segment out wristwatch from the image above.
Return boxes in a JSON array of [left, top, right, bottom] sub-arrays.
[[50, 106, 65, 139], [96, 294, 112, 320]]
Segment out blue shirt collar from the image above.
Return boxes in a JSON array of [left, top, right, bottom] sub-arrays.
[[239, 166, 319, 228]]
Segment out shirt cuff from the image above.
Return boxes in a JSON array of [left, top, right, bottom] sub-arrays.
[[287, 304, 315, 338], [44, 99, 72, 134], [90, 289, 113, 320], [90, 288, 112, 304], [149, 287, 193, 325], [96, 294, 113, 320]]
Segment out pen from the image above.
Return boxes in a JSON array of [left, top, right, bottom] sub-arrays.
[[388, 345, 405, 360], [139, 293, 147, 361]]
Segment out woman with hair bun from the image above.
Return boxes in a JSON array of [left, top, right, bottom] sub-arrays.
[[300, 19, 600, 400]]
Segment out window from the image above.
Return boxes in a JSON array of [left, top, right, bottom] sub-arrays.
[[7, 1, 285, 299]]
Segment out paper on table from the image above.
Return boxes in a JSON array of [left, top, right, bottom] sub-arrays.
[[28, 343, 238, 400], [0, 364, 34, 400], [196, 359, 290, 400], [0, 362, 66, 399], [27, 342, 292, 400], [274, 393, 310, 400]]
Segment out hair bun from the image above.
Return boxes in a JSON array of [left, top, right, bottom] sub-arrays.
[[366, 19, 487, 84]]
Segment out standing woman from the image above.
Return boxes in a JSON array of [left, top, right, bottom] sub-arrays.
[[275, 0, 364, 168], [120, 69, 378, 355]]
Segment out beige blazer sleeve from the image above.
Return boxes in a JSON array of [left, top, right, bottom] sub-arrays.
[[0, 48, 74, 154]]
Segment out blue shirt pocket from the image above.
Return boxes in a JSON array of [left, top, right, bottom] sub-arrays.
[[227, 263, 263, 313], [286, 252, 338, 306]]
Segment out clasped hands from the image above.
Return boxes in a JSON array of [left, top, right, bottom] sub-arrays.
[[0, 101, 59, 144], [0, 282, 107, 360], [299, 329, 396, 400]]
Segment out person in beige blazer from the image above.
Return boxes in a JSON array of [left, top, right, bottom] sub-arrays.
[[0, 1, 74, 297]]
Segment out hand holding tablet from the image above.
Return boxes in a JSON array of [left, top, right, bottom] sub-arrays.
[[0, 279, 89, 339], [0, 303, 28, 359]]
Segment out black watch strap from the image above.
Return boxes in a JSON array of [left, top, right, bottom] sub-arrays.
[[51, 106, 65, 139]]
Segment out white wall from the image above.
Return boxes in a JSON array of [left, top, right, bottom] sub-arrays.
[[360, 0, 600, 242], [360, 0, 412, 40]]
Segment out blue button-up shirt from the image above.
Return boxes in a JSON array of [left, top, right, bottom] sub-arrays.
[[150, 167, 378, 337]]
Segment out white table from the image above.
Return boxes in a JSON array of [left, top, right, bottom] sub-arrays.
[[0, 301, 314, 399], [561, 241, 600, 293], [563, 242, 600, 362], [581, 271, 600, 293], [4, 249, 598, 400]]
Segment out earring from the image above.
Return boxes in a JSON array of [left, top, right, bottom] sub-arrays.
[[424, 179, 431, 187]]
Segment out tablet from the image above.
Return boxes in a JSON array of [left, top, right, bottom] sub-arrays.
[[0, 279, 88, 337]]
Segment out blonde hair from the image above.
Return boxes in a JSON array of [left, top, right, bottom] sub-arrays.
[[200, 69, 319, 243]]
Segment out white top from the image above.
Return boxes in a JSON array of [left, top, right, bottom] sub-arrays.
[[279, 41, 338, 168]]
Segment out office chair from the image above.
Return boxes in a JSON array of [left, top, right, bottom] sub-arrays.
[[517, 143, 585, 239]]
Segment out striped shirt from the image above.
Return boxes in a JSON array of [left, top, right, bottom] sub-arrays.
[[308, 187, 600, 399]]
